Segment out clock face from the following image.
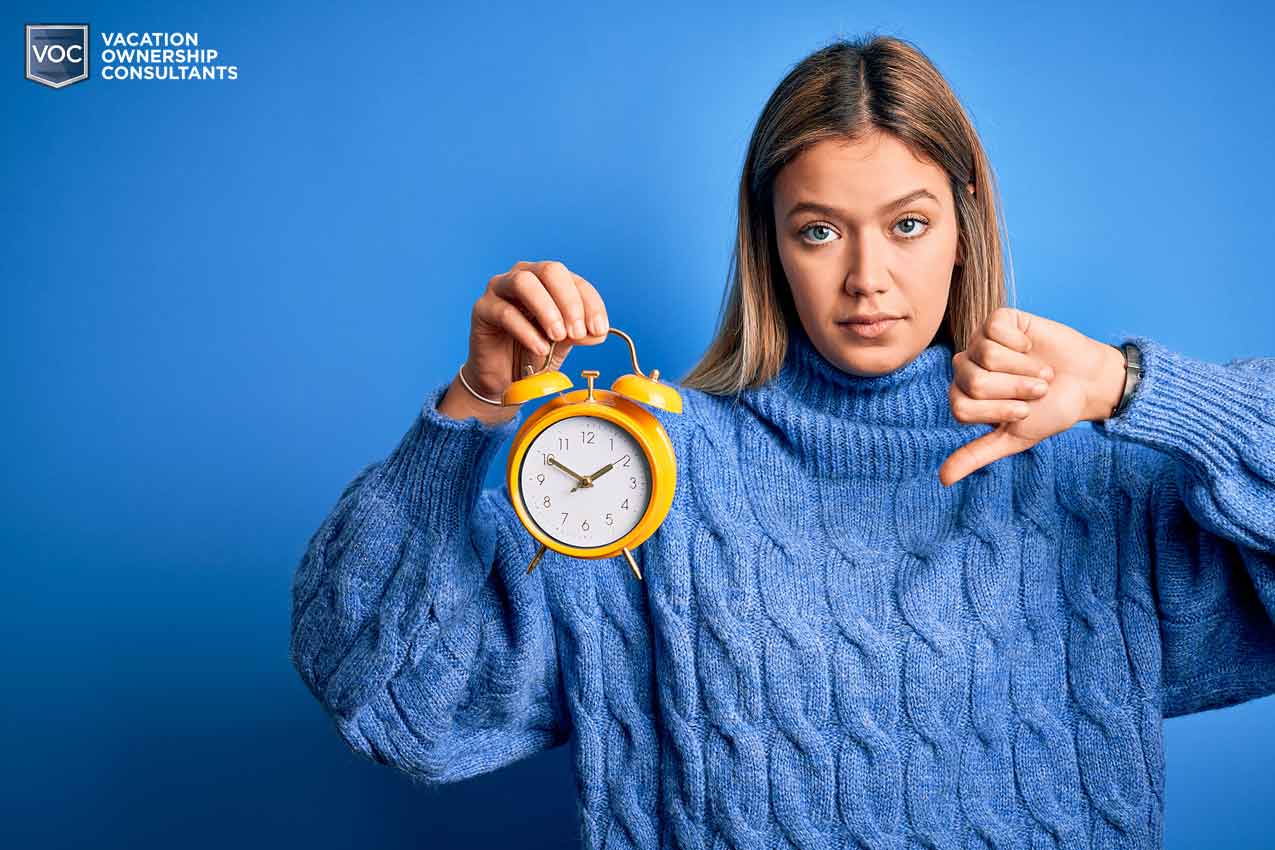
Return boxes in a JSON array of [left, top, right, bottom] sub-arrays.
[[517, 414, 652, 549]]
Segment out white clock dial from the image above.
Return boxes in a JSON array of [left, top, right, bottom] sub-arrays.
[[518, 415, 652, 549]]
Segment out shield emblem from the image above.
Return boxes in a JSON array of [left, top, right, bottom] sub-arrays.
[[26, 24, 90, 89]]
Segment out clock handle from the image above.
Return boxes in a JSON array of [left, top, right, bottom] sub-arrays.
[[523, 327, 653, 381], [607, 328, 655, 380]]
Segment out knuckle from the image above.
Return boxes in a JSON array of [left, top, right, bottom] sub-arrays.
[[968, 371, 989, 397], [512, 269, 538, 291], [989, 311, 1014, 337]]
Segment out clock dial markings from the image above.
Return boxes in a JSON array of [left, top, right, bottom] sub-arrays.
[[519, 415, 651, 549]]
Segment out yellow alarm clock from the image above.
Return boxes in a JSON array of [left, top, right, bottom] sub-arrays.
[[502, 328, 681, 581]]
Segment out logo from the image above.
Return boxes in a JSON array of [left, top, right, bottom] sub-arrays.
[[26, 24, 89, 89]]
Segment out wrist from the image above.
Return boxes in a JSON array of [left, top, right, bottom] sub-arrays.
[[1085, 342, 1129, 422], [437, 374, 519, 426]]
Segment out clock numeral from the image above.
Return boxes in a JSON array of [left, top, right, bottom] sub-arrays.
[[580, 430, 595, 444], [557, 436, 569, 451], [621, 454, 631, 467], [560, 512, 569, 527], [581, 519, 590, 532], [605, 512, 614, 526], [543, 495, 552, 508], [621, 499, 629, 510], [542, 452, 556, 466], [536, 473, 545, 485], [629, 476, 638, 489], [609, 436, 614, 451]]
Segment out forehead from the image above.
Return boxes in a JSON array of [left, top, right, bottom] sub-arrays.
[[773, 132, 949, 208]]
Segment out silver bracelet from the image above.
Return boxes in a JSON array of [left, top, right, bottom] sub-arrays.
[[457, 362, 511, 406]]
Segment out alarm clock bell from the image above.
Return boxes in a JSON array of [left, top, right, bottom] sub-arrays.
[[502, 327, 683, 414]]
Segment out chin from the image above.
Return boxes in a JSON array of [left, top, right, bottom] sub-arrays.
[[826, 339, 904, 377]]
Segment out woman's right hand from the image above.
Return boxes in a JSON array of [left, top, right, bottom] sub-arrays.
[[440, 260, 611, 423]]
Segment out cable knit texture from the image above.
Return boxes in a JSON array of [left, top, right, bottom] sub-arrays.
[[291, 325, 1275, 849]]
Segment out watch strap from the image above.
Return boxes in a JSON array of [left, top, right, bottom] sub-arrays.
[[1110, 341, 1143, 418]]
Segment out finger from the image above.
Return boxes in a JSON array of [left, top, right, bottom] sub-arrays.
[[571, 272, 611, 337], [949, 387, 1034, 424], [938, 426, 1024, 486], [477, 294, 552, 357], [964, 336, 1054, 381], [494, 268, 567, 343], [534, 260, 589, 340], [986, 306, 1034, 353], [953, 356, 1050, 401]]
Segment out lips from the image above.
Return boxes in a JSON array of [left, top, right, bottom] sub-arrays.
[[841, 314, 903, 323], [840, 317, 902, 339]]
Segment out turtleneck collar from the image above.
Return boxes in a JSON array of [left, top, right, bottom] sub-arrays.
[[737, 324, 992, 479]]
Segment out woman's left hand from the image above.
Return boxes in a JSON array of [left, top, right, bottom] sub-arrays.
[[938, 307, 1128, 487]]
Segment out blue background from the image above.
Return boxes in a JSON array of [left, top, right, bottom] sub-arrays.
[[4, 1, 1274, 847]]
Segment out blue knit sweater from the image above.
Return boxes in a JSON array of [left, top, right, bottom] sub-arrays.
[[291, 325, 1275, 849]]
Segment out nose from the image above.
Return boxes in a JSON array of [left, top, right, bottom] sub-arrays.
[[842, 230, 890, 297]]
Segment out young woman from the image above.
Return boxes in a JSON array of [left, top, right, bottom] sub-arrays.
[[290, 35, 1275, 849]]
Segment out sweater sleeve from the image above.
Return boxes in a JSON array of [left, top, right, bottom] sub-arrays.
[[289, 377, 572, 784], [1093, 335, 1275, 717]]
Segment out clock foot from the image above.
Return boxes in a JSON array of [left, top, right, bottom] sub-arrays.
[[526, 543, 548, 575], [621, 546, 643, 581]]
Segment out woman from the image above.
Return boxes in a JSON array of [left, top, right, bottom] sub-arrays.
[[290, 35, 1275, 849]]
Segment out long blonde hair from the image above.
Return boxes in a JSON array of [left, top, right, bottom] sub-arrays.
[[679, 33, 1015, 395]]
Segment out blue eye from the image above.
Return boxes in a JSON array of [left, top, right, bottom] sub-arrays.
[[893, 215, 929, 238], [798, 223, 838, 245]]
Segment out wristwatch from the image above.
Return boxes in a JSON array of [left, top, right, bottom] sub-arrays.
[[1109, 341, 1142, 418]]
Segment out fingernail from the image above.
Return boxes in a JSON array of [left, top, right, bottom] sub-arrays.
[[1015, 403, 1031, 417], [550, 322, 565, 340], [1040, 366, 1054, 380], [572, 319, 587, 338], [1031, 380, 1047, 394]]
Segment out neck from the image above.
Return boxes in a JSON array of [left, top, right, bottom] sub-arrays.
[[738, 324, 990, 479]]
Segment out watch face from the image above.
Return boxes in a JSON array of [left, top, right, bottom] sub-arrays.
[[517, 415, 652, 549]]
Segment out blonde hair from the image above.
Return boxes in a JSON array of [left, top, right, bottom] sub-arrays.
[[680, 33, 1016, 395]]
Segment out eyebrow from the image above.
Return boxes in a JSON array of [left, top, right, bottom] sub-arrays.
[[785, 188, 939, 220]]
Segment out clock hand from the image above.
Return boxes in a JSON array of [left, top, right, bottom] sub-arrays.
[[588, 462, 615, 480], [569, 459, 618, 493], [547, 456, 589, 486]]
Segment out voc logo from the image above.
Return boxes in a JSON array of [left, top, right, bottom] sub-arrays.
[[26, 24, 89, 89]]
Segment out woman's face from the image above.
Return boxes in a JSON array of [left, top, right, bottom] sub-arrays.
[[772, 130, 965, 377]]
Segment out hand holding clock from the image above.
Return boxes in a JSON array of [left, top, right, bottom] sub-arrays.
[[439, 259, 613, 425], [938, 307, 1129, 487]]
